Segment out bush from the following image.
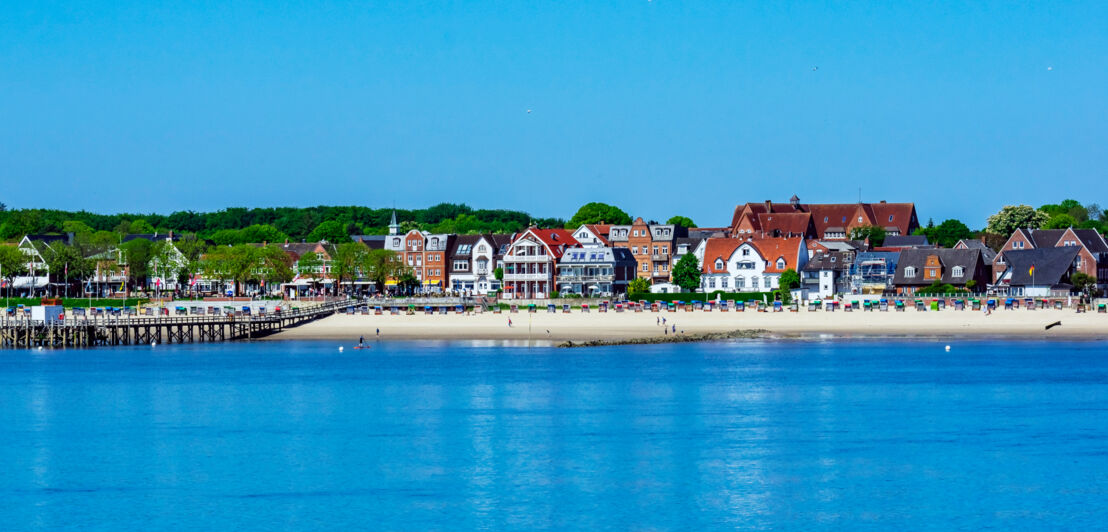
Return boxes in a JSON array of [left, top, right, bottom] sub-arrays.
[[627, 291, 775, 303]]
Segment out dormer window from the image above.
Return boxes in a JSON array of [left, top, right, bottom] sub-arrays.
[[952, 266, 965, 277], [905, 266, 917, 277], [889, 215, 894, 222], [830, 256, 836, 263], [776, 258, 786, 269], [715, 259, 724, 270], [824, 217, 829, 223], [858, 216, 863, 223]]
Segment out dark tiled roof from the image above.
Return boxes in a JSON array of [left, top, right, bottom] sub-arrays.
[[883, 235, 929, 247], [1003, 247, 1080, 286], [803, 251, 853, 272], [892, 249, 984, 286], [1072, 229, 1108, 253], [1026, 229, 1065, 248]]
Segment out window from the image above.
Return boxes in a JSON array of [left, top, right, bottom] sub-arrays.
[[952, 266, 964, 277], [858, 216, 863, 223], [662, 263, 668, 271], [752, 276, 759, 288], [889, 215, 894, 222], [830, 256, 837, 263], [824, 217, 829, 223], [905, 266, 916, 277], [708, 278, 716, 288], [653, 246, 658, 255], [742, 248, 750, 256], [632, 246, 639, 254], [392, 238, 400, 246], [776, 258, 786, 269], [736, 276, 745, 288], [721, 277, 729, 288], [642, 263, 648, 271], [715, 259, 724, 270], [662, 247, 667, 255]]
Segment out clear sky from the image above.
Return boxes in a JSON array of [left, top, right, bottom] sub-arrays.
[[2, 1, 1105, 228]]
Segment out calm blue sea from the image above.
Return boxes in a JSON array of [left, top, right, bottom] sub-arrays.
[[2, 339, 1107, 530]]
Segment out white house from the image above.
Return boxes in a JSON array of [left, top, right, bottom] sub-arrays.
[[699, 237, 808, 293]]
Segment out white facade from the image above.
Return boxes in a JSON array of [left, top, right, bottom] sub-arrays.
[[449, 236, 503, 295], [701, 242, 772, 293], [572, 225, 608, 248]]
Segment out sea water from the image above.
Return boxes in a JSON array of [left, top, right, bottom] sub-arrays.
[[1, 339, 1106, 530]]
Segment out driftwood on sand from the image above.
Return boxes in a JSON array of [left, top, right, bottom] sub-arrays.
[[558, 329, 767, 348]]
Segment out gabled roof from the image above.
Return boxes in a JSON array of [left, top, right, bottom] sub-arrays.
[[513, 228, 578, 259], [955, 239, 988, 250], [1069, 228, 1108, 253], [892, 249, 983, 286], [756, 212, 813, 237], [1018, 228, 1065, 248], [448, 234, 482, 260], [1003, 247, 1080, 286], [750, 237, 805, 273], [701, 239, 744, 274]]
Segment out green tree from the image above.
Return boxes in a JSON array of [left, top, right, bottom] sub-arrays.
[[775, 269, 801, 305], [0, 245, 29, 282], [362, 249, 404, 294], [628, 277, 651, 294], [331, 242, 368, 295], [986, 205, 1049, 236], [308, 220, 351, 243], [43, 243, 93, 295], [849, 225, 887, 247], [914, 219, 974, 248], [120, 239, 155, 294], [665, 216, 696, 228], [1040, 199, 1088, 223], [671, 253, 701, 292], [1070, 272, 1097, 300], [565, 202, 632, 228], [253, 245, 294, 291], [129, 219, 156, 234], [1044, 213, 1077, 229], [295, 248, 325, 293], [62, 220, 95, 235]]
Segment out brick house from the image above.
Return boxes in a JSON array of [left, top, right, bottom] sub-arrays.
[[609, 218, 688, 284], [501, 228, 578, 299], [992, 228, 1108, 294], [730, 196, 919, 241], [892, 249, 990, 296]]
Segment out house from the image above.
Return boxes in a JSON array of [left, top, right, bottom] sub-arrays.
[[446, 233, 513, 295], [382, 214, 452, 293], [850, 251, 900, 295], [570, 224, 612, 248], [892, 249, 989, 296], [994, 247, 1081, 297], [501, 228, 578, 299], [802, 251, 855, 298], [609, 218, 688, 284], [993, 228, 1108, 293], [556, 247, 637, 296], [279, 242, 336, 297], [699, 237, 808, 293], [808, 239, 866, 259], [671, 237, 706, 275], [146, 236, 189, 291], [730, 196, 919, 240], [13, 235, 60, 294], [352, 235, 387, 250]]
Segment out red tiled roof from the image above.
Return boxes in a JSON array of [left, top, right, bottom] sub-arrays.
[[517, 228, 579, 259], [701, 239, 743, 273], [756, 212, 813, 237], [583, 224, 612, 245], [748, 237, 804, 273]]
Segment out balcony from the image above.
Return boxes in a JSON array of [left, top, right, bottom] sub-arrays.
[[476, 268, 488, 275], [505, 254, 549, 263], [652, 254, 668, 261], [504, 273, 550, 282], [557, 274, 615, 283]]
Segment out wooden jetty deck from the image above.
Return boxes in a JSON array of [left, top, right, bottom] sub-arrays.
[[0, 301, 355, 349]]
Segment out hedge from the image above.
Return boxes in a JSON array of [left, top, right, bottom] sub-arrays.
[[627, 291, 776, 303]]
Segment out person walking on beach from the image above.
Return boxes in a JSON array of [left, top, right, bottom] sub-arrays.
[[376, 328, 380, 338], [656, 317, 660, 326], [662, 317, 666, 326], [508, 318, 513, 327]]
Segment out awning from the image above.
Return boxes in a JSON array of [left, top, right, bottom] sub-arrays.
[[385, 280, 398, 286]]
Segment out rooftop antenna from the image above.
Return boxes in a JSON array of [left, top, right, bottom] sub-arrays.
[[858, 187, 862, 203]]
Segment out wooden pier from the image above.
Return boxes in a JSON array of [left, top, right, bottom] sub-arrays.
[[0, 301, 354, 349]]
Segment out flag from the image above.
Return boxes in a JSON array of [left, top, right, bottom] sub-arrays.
[[1029, 265, 1036, 277]]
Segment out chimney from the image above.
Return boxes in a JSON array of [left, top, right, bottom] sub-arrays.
[[764, 200, 772, 212], [880, 200, 886, 204]]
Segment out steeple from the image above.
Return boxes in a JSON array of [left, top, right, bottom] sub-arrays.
[[388, 210, 399, 235]]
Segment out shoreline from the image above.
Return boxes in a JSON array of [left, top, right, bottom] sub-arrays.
[[269, 309, 1108, 343]]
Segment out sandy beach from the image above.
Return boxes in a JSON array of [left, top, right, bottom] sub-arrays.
[[272, 307, 1108, 342]]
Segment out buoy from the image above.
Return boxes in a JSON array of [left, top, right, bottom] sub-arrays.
[[151, 341, 157, 347], [37, 346, 44, 351], [338, 346, 344, 352], [945, 345, 951, 352]]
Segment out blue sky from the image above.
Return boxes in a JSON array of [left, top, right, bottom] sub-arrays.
[[2, 1, 1105, 228]]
